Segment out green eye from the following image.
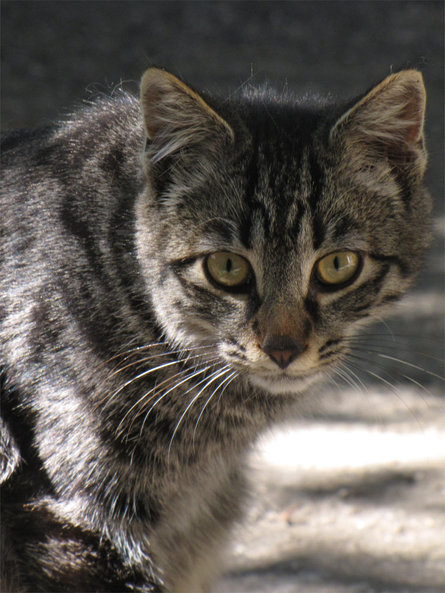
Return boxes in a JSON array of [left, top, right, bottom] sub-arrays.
[[205, 252, 251, 290], [315, 251, 361, 287]]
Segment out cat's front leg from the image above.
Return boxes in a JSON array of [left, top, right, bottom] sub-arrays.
[[1, 494, 167, 593]]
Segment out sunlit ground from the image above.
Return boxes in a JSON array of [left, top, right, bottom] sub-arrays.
[[218, 384, 445, 592]]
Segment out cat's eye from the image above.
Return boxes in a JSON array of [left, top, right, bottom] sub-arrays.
[[315, 251, 361, 287], [205, 252, 252, 291]]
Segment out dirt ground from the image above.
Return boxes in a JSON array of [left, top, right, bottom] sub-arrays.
[[219, 382, 445, 592], [2, 2, 444, 592]]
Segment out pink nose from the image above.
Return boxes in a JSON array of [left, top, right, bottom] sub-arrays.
[[261, 335, 306, 369]]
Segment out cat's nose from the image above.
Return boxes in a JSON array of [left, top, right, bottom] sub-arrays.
[[261, 335, 306, 369]]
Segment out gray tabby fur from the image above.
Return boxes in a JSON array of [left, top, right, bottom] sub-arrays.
[[0, 68, 431, 592]]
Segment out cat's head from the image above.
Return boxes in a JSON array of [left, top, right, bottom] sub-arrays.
[[135, 68, 431, 395]]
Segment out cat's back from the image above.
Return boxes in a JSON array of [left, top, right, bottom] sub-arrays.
[[0, 93, 146, 363], [0, 92, 144, 259], [1, 92, 143, 193]]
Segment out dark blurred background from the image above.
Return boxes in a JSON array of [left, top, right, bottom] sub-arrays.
[[1, 1, 444, 213]]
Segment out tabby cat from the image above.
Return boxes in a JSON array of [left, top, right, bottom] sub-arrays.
[[0, 67, 431, 592]]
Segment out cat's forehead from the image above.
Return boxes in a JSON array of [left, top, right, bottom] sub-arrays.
[[168, 96, 396, 260], [234, 100, 329, 192], [239, 97, 325, 149], [186, 149, 320, 266], [227, 112, 328, 251]]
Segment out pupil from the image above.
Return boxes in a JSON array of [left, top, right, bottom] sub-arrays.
[[333, 256, 340, 271], [226, 258, 233, 273]]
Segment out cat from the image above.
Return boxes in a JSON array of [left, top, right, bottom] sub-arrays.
[[0, 66, 431, 592]]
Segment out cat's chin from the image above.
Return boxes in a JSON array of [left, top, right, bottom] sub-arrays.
[[248, 372, 320, 395]]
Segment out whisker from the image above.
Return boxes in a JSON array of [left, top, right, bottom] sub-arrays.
[[95, 342, 218, 412], [106, 351, 216, 409], [363, 373, 424, 425], [397, 373, 435, 398], [344, 353, 427, 423], [192, 370, 238, 441], [332, 365, 358, 391], [374, 317, 396, 340], [100, 341, 166, 369], [375, 353, 444, 382], [346, 350, 439, 404], [344, 331, 443, 348], [135, 359, 222, 437], [117, 366, 202, 436], [342, 342, 445, 382], [344, 332, 442, 347], [107, 344, 216, 381], [168, 366, 232, 456], [119, 357, 221, 437], [335, 361, 367, 393], [327, 371, 343, 393], [102, 358, 183, 409]]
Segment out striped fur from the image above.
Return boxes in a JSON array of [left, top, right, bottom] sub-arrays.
[[0, 68, 431, 591]]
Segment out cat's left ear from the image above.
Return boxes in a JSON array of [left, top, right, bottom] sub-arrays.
[[330, 70, 427, 174], [140, 68, 234, 164]]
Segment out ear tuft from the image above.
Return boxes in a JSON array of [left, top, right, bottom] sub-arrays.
[[140, 68, 234, 163]]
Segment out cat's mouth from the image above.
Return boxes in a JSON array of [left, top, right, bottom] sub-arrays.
[[248, 370, 322, 395]]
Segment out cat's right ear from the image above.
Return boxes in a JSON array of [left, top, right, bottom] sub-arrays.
[[140, 68, 234, 164]]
